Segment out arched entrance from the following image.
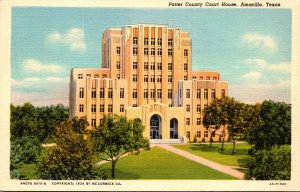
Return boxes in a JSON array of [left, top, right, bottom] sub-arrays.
[[150, 114, 162, 139], [170, 118, 178, 139]]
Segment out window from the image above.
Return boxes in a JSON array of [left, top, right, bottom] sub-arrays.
[[157, 38, 162, 46], [86, 74, 91, 78], [133, 37, 138, 45], [120, 104, 124, 112], [197, 118, 201, 125], [150, 75, 155, 82], [204, 104, 208, 110], [133, 74, 138, 82], [108, 88, 113, 98], [186, 104, 190, 112], [157, 63, 162, 70], [184, 76, 188, 80], [157, 48, 162, 56], [197, 89, 201, 98], [168, 39, 173, 46], [144, 89, 148, 98], [168, 75, 172, 83], [157, 89, 162, 98], [197, 131, 201, 138], [151, 48, 155, 55], [157, 75, 162, 82], [184, 63, 188, 71], [102, 74, 107, 78], [213, 77, 217, 80], [91, 89, 96, 98], [132, 89, 137, 98], [211, 131, 216, 137], [108, 105, 113, 113], [144, 48, 149, 55], [206, 76, 210, 80], [204, 89, 208, 99], [184, 49, 188, 56], [100, 105, 104, 112], [151, 38, 155, 45], [199, 76, 203, 80], [196, 104, 201, 112], [79, 104, 84, 112], [150, 62, 155, 70], [221, 89, 226, 98], [150, 89, 155, 98], [99, 88, 104, 98], [133, 62, 138, 69], [211, 89, 216, 99], [99, 119, 104, 126], [186, 131, 190, 140], [120, 88, 124, 98], [91, 119, 96, 127], [94, 74, 99, 78], [168, 89, 172, 99], [144, 38, 149, 45], [78, 74, 83, 79], [91, 104, 96, 113], [144, 62, 148, 70], [116, 61, 120, 69], [79, 87, 84, 98], [133, 47, 138, 55], [116, 74, 120, 79], [193, 76, 196, 79], [168, 49, 173, 56], [144, 75, 148, 82], [186, 89, 190, 98], [204, 131, 208, 138], [116, 47, 121, 55], [186, 118, 190, 126], [132, 104, 137, 107], [168, 63, 173, 70]]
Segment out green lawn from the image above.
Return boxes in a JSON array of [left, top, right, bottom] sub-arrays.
[[172, 142, 251, 167], [102, 147, 237, 180]]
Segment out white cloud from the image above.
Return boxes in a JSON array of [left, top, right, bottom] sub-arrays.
[[12, 77, 68, 88], [245, 59, 291, 73], [23, 59, 63, 73], [242, 71, 262, 81], [47, 28, 86, 52], [241, 33, 277, 51], [229, 80, 291, 104]]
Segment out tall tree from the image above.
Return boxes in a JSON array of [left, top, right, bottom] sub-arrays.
[[246, 100, 291, 152], [90, 115, 150, 179], [37, 117, 103, 180]]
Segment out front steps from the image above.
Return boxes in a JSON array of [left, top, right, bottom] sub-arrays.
[[150, 139, 183, 144]]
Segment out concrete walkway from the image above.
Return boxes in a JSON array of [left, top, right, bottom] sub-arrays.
[[153, 144, 245, 180]]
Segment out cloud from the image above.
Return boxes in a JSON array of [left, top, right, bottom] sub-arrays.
[[47, 28, 86, 52], [23, 59, 63, 73], [241, 33, 277, 51], [12, 77, 68, 89], [229, 80, 291, 104], [245, 59, 291, 73], [242, 71, 262, 81]]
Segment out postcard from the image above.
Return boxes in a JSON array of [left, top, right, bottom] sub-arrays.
[[0, 0, 299, 191]]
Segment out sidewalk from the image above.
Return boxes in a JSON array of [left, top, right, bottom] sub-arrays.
[[153, 144, 245, 179]]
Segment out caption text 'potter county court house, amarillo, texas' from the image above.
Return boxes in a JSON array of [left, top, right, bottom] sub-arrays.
[[69, 24, 228, 143]]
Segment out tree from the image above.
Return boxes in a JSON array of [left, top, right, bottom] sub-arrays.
[[203, 97, 244, 153], [245, 145, 291, 180], [246, 100, 291, 152], [37, 117, 103, 180], [90, 115, 150, 179]]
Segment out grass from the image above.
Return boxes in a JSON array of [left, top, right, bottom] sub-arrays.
[[17, 163, 38, 180], [102, 147, 237, 180], [172, 142, 251, 167]]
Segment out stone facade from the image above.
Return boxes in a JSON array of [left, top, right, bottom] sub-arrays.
[[69, 24, 229, 143]]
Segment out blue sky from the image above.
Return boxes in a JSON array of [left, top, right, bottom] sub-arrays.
[[11, 8, 291, 106]]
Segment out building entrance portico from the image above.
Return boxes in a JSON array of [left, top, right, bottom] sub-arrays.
[[150, 114, 162, 139]]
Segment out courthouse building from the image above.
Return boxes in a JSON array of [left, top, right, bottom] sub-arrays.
[[69, 24, 228, 143]]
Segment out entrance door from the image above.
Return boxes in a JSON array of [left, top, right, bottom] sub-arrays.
[[150, 114, 162, 139], [170, 118, 178, 139]]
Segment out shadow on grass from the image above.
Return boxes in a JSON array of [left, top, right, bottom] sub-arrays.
[[103, 168, 140, 179]]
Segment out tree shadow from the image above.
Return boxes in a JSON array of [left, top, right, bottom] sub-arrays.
[[103, 168, 140, 179]]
